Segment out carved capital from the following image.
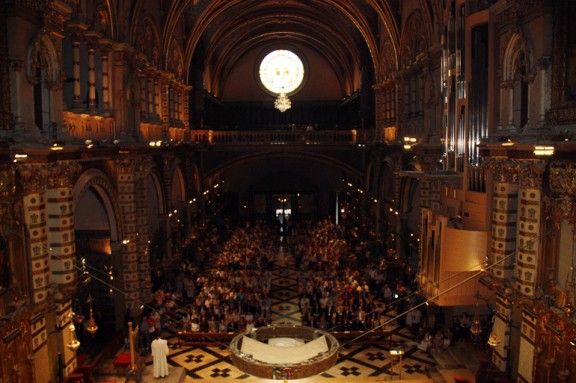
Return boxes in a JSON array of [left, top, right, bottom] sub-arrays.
[[47, 162, 82, 189], [17, 164, 49, 195], [483, 158, 520, 183], [115, 158, 137, 175], [518, 161, 545, 189], [544, 196, 576, 229], [549, 161, 576, 197], [0, 167, 17, 225]]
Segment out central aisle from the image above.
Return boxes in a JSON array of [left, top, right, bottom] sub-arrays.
[[269, 237, 302, 326]]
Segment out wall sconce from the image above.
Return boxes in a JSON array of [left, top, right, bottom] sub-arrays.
[[500, 138, 515, 147]]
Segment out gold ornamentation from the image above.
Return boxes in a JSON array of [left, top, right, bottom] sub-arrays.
[[517, 161, 545, 189], [483, 158, 520, 183], [47, 162, 82, 189], [18, 164, 49, 195], [549, 161, 576, 196]]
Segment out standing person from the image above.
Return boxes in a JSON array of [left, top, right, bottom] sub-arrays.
[[151, 334, 170, 378]]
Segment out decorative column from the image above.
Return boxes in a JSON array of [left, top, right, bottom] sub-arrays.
[[488, 160, 519, 281], [537, 57, 550, 127], [183, 86, 190, 131], [162, 154, 175, 261], [154, 77, 161, 122], [8, 59, 23, 127], [174, 87, 180, 123], [87, 44, 97, 112], [134, 158, 153, 303], [101, 45, 111, 114], [148, 74, 155, 118], [46, 162, 81, 289], [168, 85, 174, 122], [491, 291, 512, 372], [116, 159, 140, 309], [72, 40, 81, 109], [0, 9, 11, 129], [19, 165, 50, 304], [139, 73, 147, 121], [162, 82, 169, 140], [515, 162, 545, 298]]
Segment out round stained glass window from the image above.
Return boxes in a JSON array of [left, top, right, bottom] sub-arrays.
[[259, 50, 305, 95]]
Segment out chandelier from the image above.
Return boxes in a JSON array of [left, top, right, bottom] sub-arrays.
[[274, 93, 291, 112]]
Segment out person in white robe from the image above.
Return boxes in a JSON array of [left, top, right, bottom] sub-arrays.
[[151, 335, 170, 378]]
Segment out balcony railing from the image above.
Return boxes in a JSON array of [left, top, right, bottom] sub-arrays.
[[190, 129, 358, 146]]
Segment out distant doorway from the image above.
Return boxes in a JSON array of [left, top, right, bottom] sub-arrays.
[[275, 195, 291, 235]]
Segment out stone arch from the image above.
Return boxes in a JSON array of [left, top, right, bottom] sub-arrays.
[[146, 170, 165, 235], [190, 161, 202, 196], [72, 169, 121, 242], [378, 157, 395, 202], [503, 32, 533, 82], [399, 9, 430, 68], [171, 164, 186, 206], [26, 33, 61, 87]]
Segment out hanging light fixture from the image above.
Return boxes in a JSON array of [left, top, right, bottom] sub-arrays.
[[470, 318, 482, 337], [85, 295, 99, 336], [488, 332, 500, 347], [274, 92, 291, 113], [66, 312, 81, 352]]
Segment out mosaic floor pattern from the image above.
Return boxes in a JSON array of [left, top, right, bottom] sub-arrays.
[[161, 240, 440, 382]]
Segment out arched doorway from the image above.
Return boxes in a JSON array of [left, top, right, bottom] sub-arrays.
[[147, 172, 165, 284], [72, 172, 122, 349], [169, 166, 187, 257]]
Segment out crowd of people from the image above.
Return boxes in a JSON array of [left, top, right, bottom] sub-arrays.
[[135, 216, 483, 356]]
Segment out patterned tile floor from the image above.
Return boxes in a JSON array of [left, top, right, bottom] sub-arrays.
[[95, 240, 484, 382], [160, 242, 440, 382]]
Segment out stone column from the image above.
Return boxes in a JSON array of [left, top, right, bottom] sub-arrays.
[[174, 87, 180, 123], [116, 159, 140, 308], [134, 158, 153, 303], [101, 46, 111, 114], [162, 82, 170, 140], [72, 40, 81, 109], [19, 165, 50, 304], [154, 77, 161, 122], [147, 74, 155, 117], [489, 160, 518, 281], [9, 59, 24, 127], [537, 57, 550, 127], [162, 154, 174, 261], [183, 87, 190, 131], [87, 44, 97, 112], [139, 74, 147, 121], [515, 162, 544, 297]]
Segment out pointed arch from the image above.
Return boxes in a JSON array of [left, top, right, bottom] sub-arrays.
[[72, 169, 122, 242], [503, 32, 533, 82], [133, 16, 162, 68], [399, 9, 430, 68]]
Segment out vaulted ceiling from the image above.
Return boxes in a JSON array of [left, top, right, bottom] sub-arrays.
[[155, 0, 402, 97]]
